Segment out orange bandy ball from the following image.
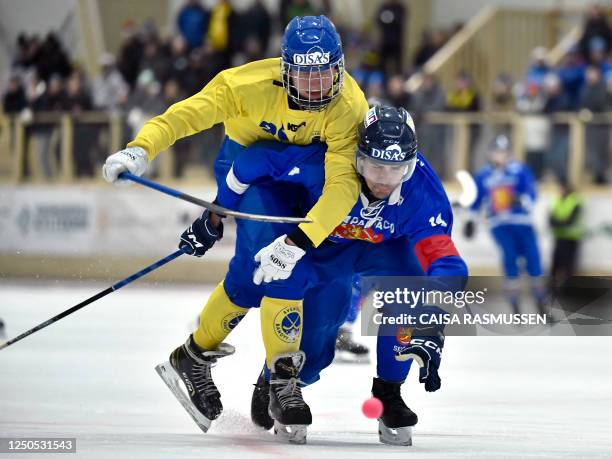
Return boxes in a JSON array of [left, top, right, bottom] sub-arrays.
[[361, 397, 384, 419]]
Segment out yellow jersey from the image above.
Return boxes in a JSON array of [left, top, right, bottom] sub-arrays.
[[128, 57, 369, 247]]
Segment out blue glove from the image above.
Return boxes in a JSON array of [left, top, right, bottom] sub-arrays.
[[395, 330, 445, 392], [179, 209, 223, 257]]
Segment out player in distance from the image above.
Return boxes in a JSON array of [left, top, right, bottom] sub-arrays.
[[464, 135, 546, 313]]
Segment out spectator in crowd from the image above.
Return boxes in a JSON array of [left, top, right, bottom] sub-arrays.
[[543, 73, 571, 181], [376, 0, 407, 76], [587, 36, 612, 77], [126, 69, 165, 138], [516, 80, 548, 179], [446, 70, 480, 112], [177, 0, 210, 50], [64, 71, 96, 177], [168, 36, 190, 83], [385, 74, 410, 110], [351, 48, 385, 101], [580, 65, 610, 184], [446, 71, 481, 169], [117, 21, 145, 89], [139, 40, 171, 85], [92, 52, 129, 111], [524, 46, 551, 89], [491, 72, 515, 111], [413, 29, 447, 68], [557, 45, 587, 110], [207, 0, 240, 69], [161, 79, 192, 178], [63, 71, 92, 114], [239, 0, 272, 56], [2, 75, 28, 114], [279, 0, 316, 29], [578, 3, 612, 61], [411, 73, 447, 177], [182, 43, 225, 97], [34, 33, 72, 82]]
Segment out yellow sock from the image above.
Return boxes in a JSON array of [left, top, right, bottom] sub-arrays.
[[260, 296, 303, 367], [193, 281, 249, 350]]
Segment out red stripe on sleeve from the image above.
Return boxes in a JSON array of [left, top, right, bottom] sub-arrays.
[[414, 235, 460, 272]]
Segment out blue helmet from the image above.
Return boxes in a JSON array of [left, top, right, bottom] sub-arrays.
[[356, 105, 419, 189], [281, 16, 345, 111]]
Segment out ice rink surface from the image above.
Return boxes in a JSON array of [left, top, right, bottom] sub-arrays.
[[1, 281, 611, 458]]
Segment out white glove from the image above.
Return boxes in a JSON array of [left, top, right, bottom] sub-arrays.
[[253, 235, 306, 285], [102, 146, 149, 185]]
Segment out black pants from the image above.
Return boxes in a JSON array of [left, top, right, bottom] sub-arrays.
[[551, 239, 580, 286]]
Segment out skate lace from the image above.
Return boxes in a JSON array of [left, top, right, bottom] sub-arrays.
[[192, 360, 219, 398], [270, 377, 306, 409]]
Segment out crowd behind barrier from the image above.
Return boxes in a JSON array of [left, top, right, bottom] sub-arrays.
[[1, 1, 611, 186]]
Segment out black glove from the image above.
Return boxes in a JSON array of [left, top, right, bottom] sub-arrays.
[[463, 219, 475, 239], [395, 331, 444, 392], [179, 209, 223, 257]]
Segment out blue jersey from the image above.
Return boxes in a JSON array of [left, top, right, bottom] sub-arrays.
[[470, 160, 537, 227], [217, 141, 465, 276]]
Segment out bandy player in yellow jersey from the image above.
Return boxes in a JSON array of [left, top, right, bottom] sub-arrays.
[[102, 16, 368, 441]]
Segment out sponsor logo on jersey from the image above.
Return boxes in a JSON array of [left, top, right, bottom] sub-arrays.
[[274, 306, 302, 343], [360, 200, 386, 228], [331, 223, 384, 243], [370, 144, 406, 161], [293, 50, 330, 65], [287, 121, 306, 132], [490, 185, 514, 212], [288, 167, 301, 176], [221, 312, 245, 332], [396, 327, 412, 346]]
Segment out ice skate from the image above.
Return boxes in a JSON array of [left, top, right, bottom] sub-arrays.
[[334, 325, 370, 363], [0, 318, 5, 340], [372, 377, 417, 446], [269, 351, 311, 444], [251, 368, 274, 430], [155, 335, 234, 433]]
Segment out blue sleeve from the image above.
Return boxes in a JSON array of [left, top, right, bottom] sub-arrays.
[[428, 256, 468, 281], [216, 142, 277, 209], [216, 141, 327, 210]]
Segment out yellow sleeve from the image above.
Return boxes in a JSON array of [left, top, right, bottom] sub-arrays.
[[298, 95, 369, 247], [127, 71, 243, 160]]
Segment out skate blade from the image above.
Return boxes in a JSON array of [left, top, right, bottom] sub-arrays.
[[334, 350, 370, 364], [273, 420, 307, 444], [155, 361, 212, 433], [378, 420, 413, 446]]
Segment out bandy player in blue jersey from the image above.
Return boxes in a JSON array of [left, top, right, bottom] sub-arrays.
[[185, 105, 468, 444], [464, 136, 546, 313]]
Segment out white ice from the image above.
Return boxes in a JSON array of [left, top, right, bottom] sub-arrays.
[[1, 282, 611, 458]]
